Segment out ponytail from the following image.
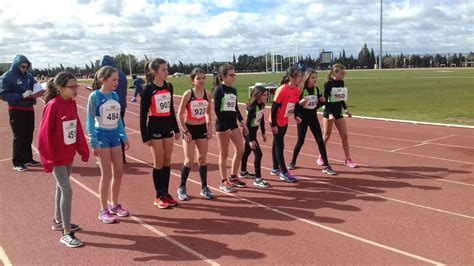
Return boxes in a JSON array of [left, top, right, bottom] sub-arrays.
[[43, 78, 58, 104], [92, 66, 118, 90], [92, 71, 101, 90], [145, 61, 154, 84], [280, 66, 300, 85], [43, 71, 76, 103], [325, 63, 346, 87]]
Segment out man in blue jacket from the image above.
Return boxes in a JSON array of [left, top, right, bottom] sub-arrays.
[[0, 55, 41, 171], [101, 55, 128, 163], [130, 74, 144, 102]]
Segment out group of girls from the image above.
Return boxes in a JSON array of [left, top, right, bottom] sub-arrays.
[[37, 59, 356, 248]]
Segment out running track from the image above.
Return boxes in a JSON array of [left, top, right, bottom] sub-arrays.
[[1, 86, 473, 265]]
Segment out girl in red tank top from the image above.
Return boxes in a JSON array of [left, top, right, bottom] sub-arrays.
[[176, 68, 214, 200]]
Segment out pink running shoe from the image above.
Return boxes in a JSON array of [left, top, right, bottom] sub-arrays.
[[317, 155, 324, 166], [98, 210, 116, 224], [109, 204, 129, 217], [344, 159, 357, 168]]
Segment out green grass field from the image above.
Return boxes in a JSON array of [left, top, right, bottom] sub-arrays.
[[80, 68, 474, 126]]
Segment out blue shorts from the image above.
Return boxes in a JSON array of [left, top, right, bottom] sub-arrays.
[[97, 129, 122, 148]]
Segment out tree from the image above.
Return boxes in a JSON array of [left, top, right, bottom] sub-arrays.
[[357, 43, 370, 68], [370, 48, 376, 69]]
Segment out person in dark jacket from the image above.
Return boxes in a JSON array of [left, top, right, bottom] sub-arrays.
[[131, 74, 145, 102], [0, 54, 41, 171]]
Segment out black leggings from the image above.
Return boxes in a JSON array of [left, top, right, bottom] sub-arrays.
[[9, 109, 34, 166], [272, 125, 288, 174], [291, 116, 329, 166], [241, 139, 262, 178]]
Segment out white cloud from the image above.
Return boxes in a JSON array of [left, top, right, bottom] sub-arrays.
[[0, 0, 472, 68]]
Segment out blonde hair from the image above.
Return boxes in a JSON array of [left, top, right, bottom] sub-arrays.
[[325, 63, 346, 86], [92, 66, 118, 90], [299, 68, 317, 92]]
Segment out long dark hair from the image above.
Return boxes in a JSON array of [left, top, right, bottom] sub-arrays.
[[280, 66, 300, 85], [43, 72, 76, 103], [247, 85, 266, 110], [145, 58, 167, 84]]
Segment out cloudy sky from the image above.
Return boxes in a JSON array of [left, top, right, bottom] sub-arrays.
[[0, 0, 472, 68]]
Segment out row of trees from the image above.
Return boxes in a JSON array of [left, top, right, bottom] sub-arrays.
[[29, 44, 474, 78]]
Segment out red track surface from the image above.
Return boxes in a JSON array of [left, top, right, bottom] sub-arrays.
[[1, 87, 473, 265]]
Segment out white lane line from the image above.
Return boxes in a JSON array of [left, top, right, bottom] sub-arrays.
[[423, 135, 456, 143], [309, 178, 474, 220], [391, 143, 427, 153], [0, 158, 12, 163], [79, 91, 473, 151], [125, 153, 445, 265], [172, 140, 474, 219], [94, 94, 473, 165], [75, 95, 474, 187], [0, 246, 12, 266], [74, 97, 474, 188], [275, 145, 474, 187], [30, 145, 219, 266]]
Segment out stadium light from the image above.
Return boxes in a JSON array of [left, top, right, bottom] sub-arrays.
[[379, 0, 383, 69]]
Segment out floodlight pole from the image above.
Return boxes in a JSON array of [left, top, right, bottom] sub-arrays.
[[265, 52, 268, 72], [128, 54, 133, 76], [379, 0, 383, 69]]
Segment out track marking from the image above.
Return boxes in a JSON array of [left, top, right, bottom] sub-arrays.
[[74, 95, 474, 187], [124, 153, 445, 265], [78, 92, 474, 152], [171, 141, 474, 219], [75, 95, 474, 188], [30, 145, 219, 266], [0, 246, 12, 266]]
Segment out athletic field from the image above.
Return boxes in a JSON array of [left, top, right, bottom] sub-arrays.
[[81, 68, 474, 126]]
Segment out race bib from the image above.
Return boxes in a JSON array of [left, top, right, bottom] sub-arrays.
[[284, 102, 295, 117], [100, 101, 120, 128], [190, 100, 208, 119], [331, 87, 348, 102], [154, 92, 171, 113], [62, 119, 77, 145], [253, 109, 264, 127], [303, 95, 318, 109], [223, 93, 236, 111]]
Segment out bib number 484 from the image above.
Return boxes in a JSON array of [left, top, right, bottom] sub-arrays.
[[107, 112, 119, 121]]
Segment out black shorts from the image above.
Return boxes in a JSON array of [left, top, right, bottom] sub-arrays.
[[215, 119, 238, 132], [147, 120, 174, 139], [323, 110, 343, 120], [186, 123, 208, 140]]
